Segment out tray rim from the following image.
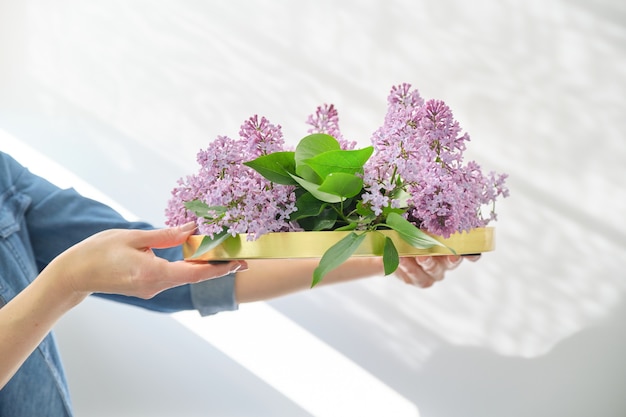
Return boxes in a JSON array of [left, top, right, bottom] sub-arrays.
[[183, 227, 495, 260]]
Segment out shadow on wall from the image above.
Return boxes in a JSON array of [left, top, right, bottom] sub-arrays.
[[414, 300, 626, 417]]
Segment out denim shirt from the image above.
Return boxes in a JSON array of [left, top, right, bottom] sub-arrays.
[[0, 151, 237, 416]]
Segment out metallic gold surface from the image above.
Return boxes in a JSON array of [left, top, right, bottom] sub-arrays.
[[183, 227, 494, 260]]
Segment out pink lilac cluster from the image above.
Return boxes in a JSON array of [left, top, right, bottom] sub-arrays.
[[165, 116, 299, 239], [306, 103, 357, 150], [361, 83, 509, 237]]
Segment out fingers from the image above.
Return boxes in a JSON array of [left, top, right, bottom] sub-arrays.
[[397, 257, 436, 288], [416, 256, 445, 283], [442, 255, 463, 270], [163, 259, 248, 286], [395, 254, 474, 289], [130, 222, 198, 249], [132, 259, 248, 299]]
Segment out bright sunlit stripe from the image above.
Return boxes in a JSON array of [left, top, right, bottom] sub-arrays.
[[173, 304, 420, 417]]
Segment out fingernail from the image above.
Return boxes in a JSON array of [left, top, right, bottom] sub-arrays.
[[180, 221, 197, 233], [417, 257, 435, 269], [229, 261, 248, 273]]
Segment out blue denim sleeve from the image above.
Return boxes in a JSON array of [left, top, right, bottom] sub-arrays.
[[4, 151, 237, 315]]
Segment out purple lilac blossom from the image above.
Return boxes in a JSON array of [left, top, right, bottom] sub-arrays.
[[165, 116, 298, 239], [362, 84, 508, 237], [239, 115, 285, 156], [306, 103, 357, 150]]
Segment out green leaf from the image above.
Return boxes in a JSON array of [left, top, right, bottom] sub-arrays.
[[190, 229, 232, 259], [317, 172, 363, 199], [335, 222, 358, 231], [381, 205, 405, 217], [243, 151, 297, 185], [355, 201, 375, 217], [184, 201, 227, 218], [384, 212, 446, 249], [290, 192, 327, 221], [302, 146, 374, 178], [295, 134, 341, 183], [295, 133, 341, 161], [312, 232, 367, 287], [289, 173, 344, 203], [382, 236, 400, 275], [297, 207, 337, 231]]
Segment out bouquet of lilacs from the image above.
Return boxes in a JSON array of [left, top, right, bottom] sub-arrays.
[[166, 83, 508, 285]]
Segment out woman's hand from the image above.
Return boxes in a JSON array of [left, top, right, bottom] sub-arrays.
[[393, 255, 481, 288], [46, 222, 247, 302]]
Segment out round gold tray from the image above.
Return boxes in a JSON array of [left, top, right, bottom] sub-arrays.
[[183, 227, 494, 260]]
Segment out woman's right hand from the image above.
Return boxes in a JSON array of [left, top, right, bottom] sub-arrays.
[[45, 222, 247, 303]]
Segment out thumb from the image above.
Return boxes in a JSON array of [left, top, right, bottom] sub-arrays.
[[134, 222, 198, 250]]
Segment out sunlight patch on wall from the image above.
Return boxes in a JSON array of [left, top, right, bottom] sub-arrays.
[[173, 303, 420, 417]]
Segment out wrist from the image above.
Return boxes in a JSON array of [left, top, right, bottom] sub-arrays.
[[39, 258, 91, 311]]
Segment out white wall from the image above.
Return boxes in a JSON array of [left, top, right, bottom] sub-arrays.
[[1, 1, 625, 416]]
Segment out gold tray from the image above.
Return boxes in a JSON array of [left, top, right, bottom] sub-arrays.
[[183, 227, 494, 260]]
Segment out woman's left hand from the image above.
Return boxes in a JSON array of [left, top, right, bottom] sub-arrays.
[[393, 255, 480, 288]]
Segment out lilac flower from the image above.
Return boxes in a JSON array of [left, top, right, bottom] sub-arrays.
[[387, 83, 425, 111], [165, 116, 298, 239], [362, 83, 508, 237], [307, 103, 357, 150], [417, 100, 465, 149], [239, 115, 286, 156]]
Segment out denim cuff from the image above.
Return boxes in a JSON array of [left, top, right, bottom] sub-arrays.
[[190, 273, 238, 316]]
